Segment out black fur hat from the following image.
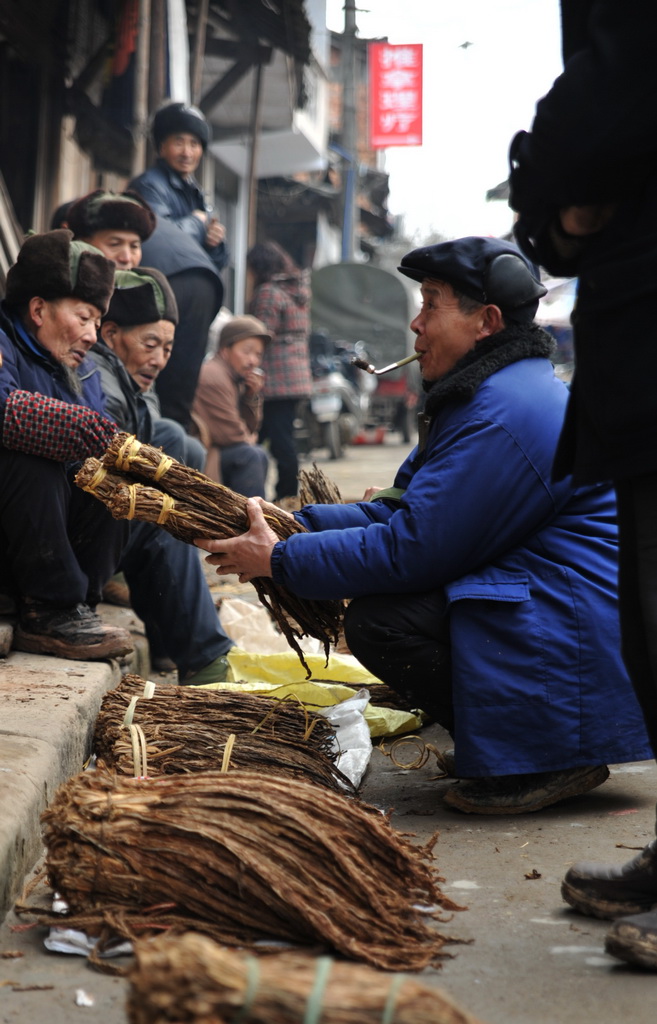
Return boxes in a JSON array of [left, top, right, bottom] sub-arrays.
[[66, 190, 156, 242], [398, 236, 547, 322], [104, 267, 178, 327], [5, 229, 115, 315], [152, 102, 210, 150]]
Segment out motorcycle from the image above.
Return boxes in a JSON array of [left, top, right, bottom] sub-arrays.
[[296, 332, 375, 459]]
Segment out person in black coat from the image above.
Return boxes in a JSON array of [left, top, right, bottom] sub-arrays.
[[509, 0, 657, 969], [129, 103, 228, 430]]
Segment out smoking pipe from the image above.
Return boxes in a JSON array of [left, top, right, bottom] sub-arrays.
[[351, 351, 421, 375]]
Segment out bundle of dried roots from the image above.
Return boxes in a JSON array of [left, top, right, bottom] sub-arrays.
[[75, 434, 344, 673], [298, 463, 344, 506], [40, 770, 464, 971], [127, 934, 485, 1024], [94, 676, 350, 792], [96, 675, 337, 756]]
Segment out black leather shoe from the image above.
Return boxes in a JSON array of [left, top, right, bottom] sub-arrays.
[[562, 840, 657, 920], [15, 602, 134, 661], [605, 908, 657, 968], [443, 764, 609, 814]]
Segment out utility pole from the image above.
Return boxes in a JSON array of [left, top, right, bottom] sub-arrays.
[[341, 0, 358, 262]]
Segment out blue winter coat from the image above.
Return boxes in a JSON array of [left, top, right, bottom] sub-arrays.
[[0, 304, 107, 424], [271, 326, 652, 776]]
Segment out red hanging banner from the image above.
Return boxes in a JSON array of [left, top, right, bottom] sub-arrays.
[[368, 42, 423, 149]]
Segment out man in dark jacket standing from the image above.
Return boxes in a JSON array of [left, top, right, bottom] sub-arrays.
[[91, 266, 235, 684], [509, 0, 657, 970], [129, 102, 228, 430], [0, 230, 132, 660], [198, 236, 652, 815]]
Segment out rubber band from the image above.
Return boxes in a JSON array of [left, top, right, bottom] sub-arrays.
[[304, 956, 332, 1024], [153, 456, 173, 481], [116, 434, 140, 471], [127, 484, 138, 521], [381, 974, 404, 1024], [156, 494, 176, 525], [128, 723, 148, 778], [232, 956, 260, 1024], [83, 464, 107, 494], [123, 683, 155, 726], [221, 733, 236, 773]]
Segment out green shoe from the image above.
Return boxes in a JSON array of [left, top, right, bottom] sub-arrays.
[[183, 653, 233, 686]]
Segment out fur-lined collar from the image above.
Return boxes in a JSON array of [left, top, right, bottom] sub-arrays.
[[423, 321, 556, 419]]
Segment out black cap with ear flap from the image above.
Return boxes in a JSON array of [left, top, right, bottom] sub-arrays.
[[398, 236, 546, 323], [484, 253, 546, 322]]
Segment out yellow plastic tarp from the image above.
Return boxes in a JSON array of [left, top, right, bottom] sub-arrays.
[[197, 648, 423, 738]]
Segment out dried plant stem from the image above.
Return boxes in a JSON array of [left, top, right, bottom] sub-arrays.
[[298, 463, 344, 506]]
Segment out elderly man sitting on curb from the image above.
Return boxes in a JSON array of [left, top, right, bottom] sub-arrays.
[[197, 236, 653, 814], [92, 266, 234, 683], [64, 189, 206, 473], [0, 229, 132, 660], [192, 315, 270, 496]]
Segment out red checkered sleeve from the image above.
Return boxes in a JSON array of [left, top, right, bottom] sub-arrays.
[[1, 390, 118, 462]]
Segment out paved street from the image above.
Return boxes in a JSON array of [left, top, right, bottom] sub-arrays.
[[2, 431, 657, 1024]]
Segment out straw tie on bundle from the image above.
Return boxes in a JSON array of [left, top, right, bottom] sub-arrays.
[[127, 934, 487, 1024], [95, 675, 338, 761], [37, 770, 466, 972], [75, 435, 344, 674], [94, 675, 349, 789]]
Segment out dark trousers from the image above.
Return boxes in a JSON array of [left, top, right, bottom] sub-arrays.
[[220, 443, 269, 498], [344, 589, 454, 732], [120, 521, 233, 679], [152, 418, 206, 470], [259, 398, 300, 500], [0, 449, 125, 607], [615, 474, 657, 759], [155, 269, 219, 430]]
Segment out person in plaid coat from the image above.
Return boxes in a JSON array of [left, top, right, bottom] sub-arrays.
[[247, 242, 312, 500]]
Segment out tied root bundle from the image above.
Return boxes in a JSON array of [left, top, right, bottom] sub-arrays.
[[75, 433, 344, 674], [94, 674, 352, 792], [298, 463, 344, 506], [40, 770, 464, 972], [127, 934, 485, 1024]]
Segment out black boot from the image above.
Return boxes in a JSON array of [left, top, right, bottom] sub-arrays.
[[15, 602, 133, 661], [562, 840, 657, 920], [605, 909, 657, 968]]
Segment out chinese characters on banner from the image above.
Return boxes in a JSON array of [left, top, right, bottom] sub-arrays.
[[368, 42, 423, 149]]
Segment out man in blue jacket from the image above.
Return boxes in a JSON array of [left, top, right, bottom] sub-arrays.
[[197, 236, 652, 814], [0, 230, 132, 660], [129, 103, 228, 431]]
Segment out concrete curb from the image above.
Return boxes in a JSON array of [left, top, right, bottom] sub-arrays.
[[0, 606, 151, 921]]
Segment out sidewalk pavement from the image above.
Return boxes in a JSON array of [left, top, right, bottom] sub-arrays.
[[0, 603, 150, 920]]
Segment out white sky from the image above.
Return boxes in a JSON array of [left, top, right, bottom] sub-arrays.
[[325, 0, 563, 242]]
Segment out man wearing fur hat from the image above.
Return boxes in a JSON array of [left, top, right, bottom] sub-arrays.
[[192, 315, 270, 497], [64, 189, 206, 474], [0, 229, 132, 660], [90, 267, 234, 684], [129, 102, 228, 431], [66, 188, 155, 270], [198, 235, 653, 813]]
